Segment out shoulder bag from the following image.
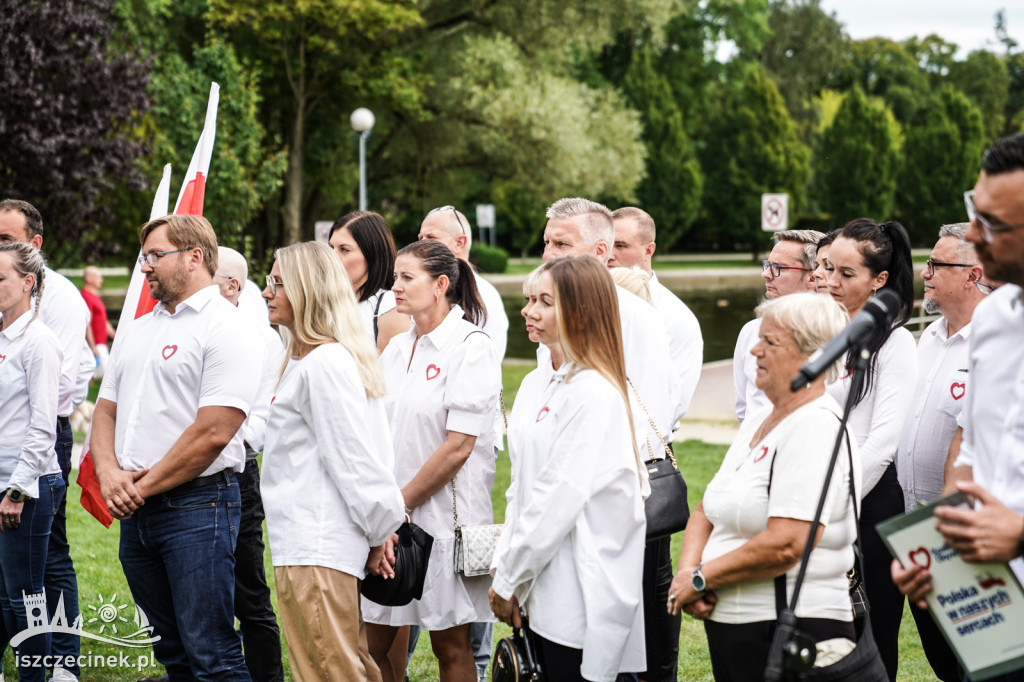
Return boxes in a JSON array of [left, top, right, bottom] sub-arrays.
[[492, 611, 544, 682]]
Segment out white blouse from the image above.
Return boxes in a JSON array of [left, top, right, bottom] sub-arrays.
[[0, 310, 62, 497], [358, 289, 398, 344], [702, 394, 860, 624], [262, 343, 404, 578], [493, 363, 647, 682]]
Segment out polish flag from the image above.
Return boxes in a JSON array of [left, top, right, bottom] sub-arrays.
[[79, 83, 220, 527]]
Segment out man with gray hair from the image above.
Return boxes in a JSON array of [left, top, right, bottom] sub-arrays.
[[894, 223, 985, 682], [732, 229, 824, 422], [543, 196, 679, 682], [215, 247, 286, 682]]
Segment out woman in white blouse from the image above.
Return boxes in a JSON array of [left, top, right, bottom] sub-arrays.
[[0, 243, 65, 682], [490, 256, 647, 682], [260, 241, 405, 682], [825, 219, 916, 680], [329, 211, 411, 352], [364, 239, 500, 682]]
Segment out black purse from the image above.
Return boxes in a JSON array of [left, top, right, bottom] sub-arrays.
[[492, 613, 544, 682], [360, 521, 434, 607], [629, 380, 690, 540]]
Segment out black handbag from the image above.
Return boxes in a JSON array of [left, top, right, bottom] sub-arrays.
[[629, 380, 690, 540], [765, 428, 887, 682], [492, 614, 544, 682], [360, 521, 433, 607]]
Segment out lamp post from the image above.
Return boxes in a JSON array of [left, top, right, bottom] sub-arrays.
[[350, 108, 375, 211]]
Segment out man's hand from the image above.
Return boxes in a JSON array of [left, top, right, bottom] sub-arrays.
[[935, 481, 1024, 563], [489, 589, 521, 628], [891, 559, 932, 608], [98, 468, 148, 520], [0, 497, 24, 531]]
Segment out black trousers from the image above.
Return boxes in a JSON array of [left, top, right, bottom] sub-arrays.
[[641, 535, 680, 681], [909, 600, 962, 682], [234, 458, 284, 682], [860, 464, 905, 682], [532, 632, 638, 682]]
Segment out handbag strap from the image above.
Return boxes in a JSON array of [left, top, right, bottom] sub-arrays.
[[626, 379, 677, 466]]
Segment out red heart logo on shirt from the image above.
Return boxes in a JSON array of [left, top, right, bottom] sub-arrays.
[[0, 354, 6, 365], [840, 366, 853, 380], [536, 406, 550, 422], [753, 445, 769, 463], [908, 547, 931, 570], [162, 345, 178, 360], [425, 364, 440, 380], [950, 382, 966, 400]]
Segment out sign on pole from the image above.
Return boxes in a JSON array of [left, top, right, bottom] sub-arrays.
[[761, 193, 788, 232], [476, 204, 496, 246]]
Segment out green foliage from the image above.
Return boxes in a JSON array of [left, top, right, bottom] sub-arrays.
[[815, 86, 901, 222], [897, 88, 985, 243], [903, 34, 958, 83], [831, 38, 929, 123], [469, 242, 509, 274], [696, 66, 810, 253], [493, 181, 549, 257], [948, 50, 1010, 142]]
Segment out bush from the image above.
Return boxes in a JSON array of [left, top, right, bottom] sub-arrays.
[[469, 243, 509, 273]]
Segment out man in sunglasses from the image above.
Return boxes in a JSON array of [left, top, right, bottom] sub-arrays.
[[893, 134, 1024, 682], [895, 223, 985, 682], [732, 229, 823, 422]]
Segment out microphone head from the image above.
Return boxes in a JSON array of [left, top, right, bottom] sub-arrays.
[[865, 289, 902, 326]]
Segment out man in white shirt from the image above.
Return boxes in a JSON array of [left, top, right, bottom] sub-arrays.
[[894, 135, 1024, 682], [215, 247, 285, 682], [0, 199, 87, 682], [91, 214, 261, 681], [609, 206, 704, 421], [896, 223, 985, 682], [542, 196, 678, 682], [733, 229, 823, 422]]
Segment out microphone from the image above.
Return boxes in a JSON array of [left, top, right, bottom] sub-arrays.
[[790, 289, 902, 391]]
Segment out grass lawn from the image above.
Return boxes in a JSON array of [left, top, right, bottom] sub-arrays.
[[43, 365, 936, 681]]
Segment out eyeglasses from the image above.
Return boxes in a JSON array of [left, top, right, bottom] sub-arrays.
[[138, 248, 191, 267], [925, 259, 974, 277], [762, 260, 812, 277], [976, 279, 995, 294], [964, 190, 1024, 244], [265, 275, 284, 296], [427, 205, 467, 236]]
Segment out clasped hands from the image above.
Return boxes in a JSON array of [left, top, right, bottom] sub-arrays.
[[666, 566, 717, 619]]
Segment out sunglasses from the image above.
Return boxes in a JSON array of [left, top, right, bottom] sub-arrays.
[[427, 205, 467, 236]]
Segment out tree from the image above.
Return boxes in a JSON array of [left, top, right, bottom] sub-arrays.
[[948, 50, 1010, 142], [0, 0, 150, 264], [815, 86, 900, 223], [830, 38, 928, 123], [619, 45, 703, 249], [898, 88, 985, 243], [903, 34, 958, 83], [696, 66, 809, 253]]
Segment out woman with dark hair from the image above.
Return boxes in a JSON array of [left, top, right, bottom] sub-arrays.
[[329, 211, 411, 352], [814, 230, 839, 294], [491, 256, 646, 681], [825, 218, 917, 681], [364, 239, 500, 682]]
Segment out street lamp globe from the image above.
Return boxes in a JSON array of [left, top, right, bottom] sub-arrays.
[[350, 108, 375, 133]]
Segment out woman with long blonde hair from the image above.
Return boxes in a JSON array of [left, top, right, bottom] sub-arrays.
[[261, 241, 405, 681], [490, 255, 646, 682]]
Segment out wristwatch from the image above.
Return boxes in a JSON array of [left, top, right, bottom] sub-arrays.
[[6, 488, 28, 503], [691, 563, 708, 593]]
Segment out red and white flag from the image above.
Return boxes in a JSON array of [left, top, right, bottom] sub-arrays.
[[79, 83, 221, 527]]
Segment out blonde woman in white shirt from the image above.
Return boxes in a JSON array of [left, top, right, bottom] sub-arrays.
[[364, 239, 500, 682], [490, 255, 647, 682], [0, 243, 65, 682], [261, 241, 405, 682]]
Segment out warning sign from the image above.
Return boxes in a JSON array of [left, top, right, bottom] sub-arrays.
[[761, 193, 788, 232]]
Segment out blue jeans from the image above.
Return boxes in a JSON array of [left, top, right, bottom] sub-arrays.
[[0, 473, 64, 682], [45, 416, 80, 676], [119, 474, 250, 682]]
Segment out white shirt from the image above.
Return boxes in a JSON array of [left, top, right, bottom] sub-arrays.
[[99, 285, 262, 475], [0, 311, 62, 497], [826, 327, 917, 495], [238, 281, 270, 326], [242, 320, 285, 455], [262, 343, 404, 578], [703, 394, 859, 624], [536, 287, 676, 455], [358, 288, 398, 345], [897, 317, 971, 511], [954, 284, 1024, 580], [493, 363, 646, 681], [649, 272, 703, 420], [380, 305, 500, 532], [38, 267, 89, 417], [733, 318, 771, 423], [473, 271, 509, 360]]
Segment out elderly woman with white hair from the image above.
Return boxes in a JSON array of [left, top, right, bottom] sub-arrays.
[[666, 293, 861, 681]]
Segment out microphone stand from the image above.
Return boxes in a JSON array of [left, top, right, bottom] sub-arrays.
[[764, 346, 870, 682]]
